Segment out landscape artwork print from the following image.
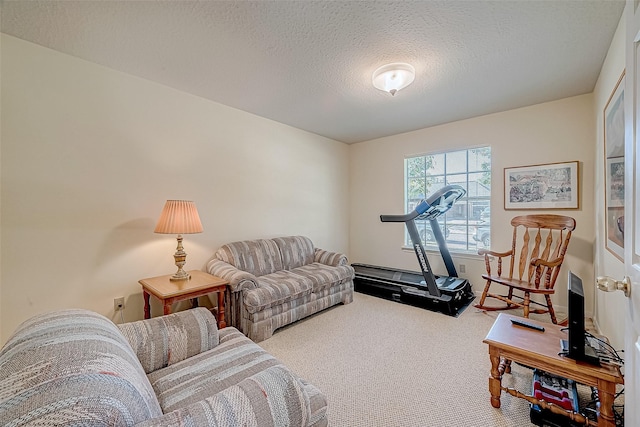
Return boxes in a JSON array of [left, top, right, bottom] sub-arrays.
[[504, 161, 579, 210]]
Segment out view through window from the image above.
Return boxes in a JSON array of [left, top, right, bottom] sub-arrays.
[[405, 147, 491, 253]]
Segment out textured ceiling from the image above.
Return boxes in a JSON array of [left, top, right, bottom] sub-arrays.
[[1, 1, 625, 144]]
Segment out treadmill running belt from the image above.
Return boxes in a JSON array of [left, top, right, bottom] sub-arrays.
[[352, 263, 475, 317]]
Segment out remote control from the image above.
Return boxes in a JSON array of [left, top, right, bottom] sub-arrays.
[[510, 318, 545, 332]]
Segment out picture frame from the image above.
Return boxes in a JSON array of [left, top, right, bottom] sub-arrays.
[[504, 161, 579, 210], [604, 71, 625, 260], [606, 157, 624, 208]]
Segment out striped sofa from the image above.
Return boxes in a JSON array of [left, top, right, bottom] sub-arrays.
[[207, 236, 354, 342], [0, 307, 327, 426]]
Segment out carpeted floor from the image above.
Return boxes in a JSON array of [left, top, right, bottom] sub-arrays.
[[260, 292, 576, 426]]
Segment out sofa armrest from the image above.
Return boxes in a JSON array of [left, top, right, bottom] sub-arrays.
[[118, 307, 218, 374], [134, 365, 317, 427], [314, 248, 348, 267], [206, 258, 259, 293]]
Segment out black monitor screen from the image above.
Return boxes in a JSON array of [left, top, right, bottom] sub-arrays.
[[567, 271, 585, 359], [566, 271, 600, 365]]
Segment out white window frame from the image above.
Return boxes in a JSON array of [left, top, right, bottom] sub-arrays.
[[404, 146, 491, 254]]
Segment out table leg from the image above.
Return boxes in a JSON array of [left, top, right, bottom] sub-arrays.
[[596, 380, 617, 427], [489, 346, 502, 408], [143, 291, 151, 319], [217, 290, 226, 329], [163, 300, 172, 316]]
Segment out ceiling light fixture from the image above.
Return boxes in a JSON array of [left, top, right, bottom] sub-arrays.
[[372, 62, 415, 96]]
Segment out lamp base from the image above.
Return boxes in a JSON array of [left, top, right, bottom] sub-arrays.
[[170, 234, 190, 281], [170, 269, 191, 281]]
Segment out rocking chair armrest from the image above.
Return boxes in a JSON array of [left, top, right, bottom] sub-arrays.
[[530, 256, 563, 269], [478, 249, 512, 258], [479, 249, 513, 277]]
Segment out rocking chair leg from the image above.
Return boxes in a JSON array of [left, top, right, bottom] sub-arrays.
[[522, 292, 531, 318], [507, 288, 514, 308], [477, 280, 492, 307], [545, 294, 557, 324]]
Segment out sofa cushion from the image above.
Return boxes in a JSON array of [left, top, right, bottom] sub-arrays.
[[0, 309, 162, 426], [215, 239, 284, 276], [273, 236, 315, 270], [147, 327, 280, 413], [118, 307, 219, 374], [291, 262, 355, 292], [139, 365, 315, 427], [244, 270, 314, 314]]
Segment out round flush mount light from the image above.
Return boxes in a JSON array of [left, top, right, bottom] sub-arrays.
[[372, 62, 415, 96]]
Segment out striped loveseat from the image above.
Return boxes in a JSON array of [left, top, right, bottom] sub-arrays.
[[207, 236, 354, 342], [0, 307, 327, 426]]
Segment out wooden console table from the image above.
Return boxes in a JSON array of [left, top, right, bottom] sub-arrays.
[[483, 314, 623, 427], [139, 270, 229, 328]]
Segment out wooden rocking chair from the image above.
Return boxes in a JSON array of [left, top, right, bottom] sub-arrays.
[[474, 214, 576, 324]]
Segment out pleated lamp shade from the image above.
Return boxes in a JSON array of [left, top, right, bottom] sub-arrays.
[[154, 200, 203, 235]]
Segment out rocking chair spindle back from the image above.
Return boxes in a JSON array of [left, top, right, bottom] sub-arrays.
[[475, 214, 576, 324]]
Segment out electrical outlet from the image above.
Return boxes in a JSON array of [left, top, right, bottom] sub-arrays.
[[114, 297, 125, 311], [459, 264, 466, 273]]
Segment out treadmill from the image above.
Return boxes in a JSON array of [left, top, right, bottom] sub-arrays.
[[353, 185, 475, 316]]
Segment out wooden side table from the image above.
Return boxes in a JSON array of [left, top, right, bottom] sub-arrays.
[[139, 270, 229, 328], [483, 313, 624, 427]]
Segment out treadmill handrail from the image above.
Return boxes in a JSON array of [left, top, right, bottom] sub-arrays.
[[380, 199, 429, 222], [381, 185, 464, 223], [380, 212, 417, 222]]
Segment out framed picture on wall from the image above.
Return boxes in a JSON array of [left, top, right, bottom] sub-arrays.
[[606, 157, 625, 208], [604, 71, 625, 261], [504, 161, 579, 210]]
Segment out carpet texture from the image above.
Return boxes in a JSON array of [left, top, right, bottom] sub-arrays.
[[260, 292, 573, 426]]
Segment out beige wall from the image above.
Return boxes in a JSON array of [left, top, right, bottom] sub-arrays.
[[349, 95, 596, 318], [0, 31, 3, 337], [593, 16, 627, 350], [0, 35, 350, 343], [1, 19, 626, 348]]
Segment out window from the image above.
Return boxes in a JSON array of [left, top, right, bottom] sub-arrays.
[[405, 147, 491, 253]]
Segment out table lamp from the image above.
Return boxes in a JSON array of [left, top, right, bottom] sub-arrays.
[[154, 200, 203, 281]]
